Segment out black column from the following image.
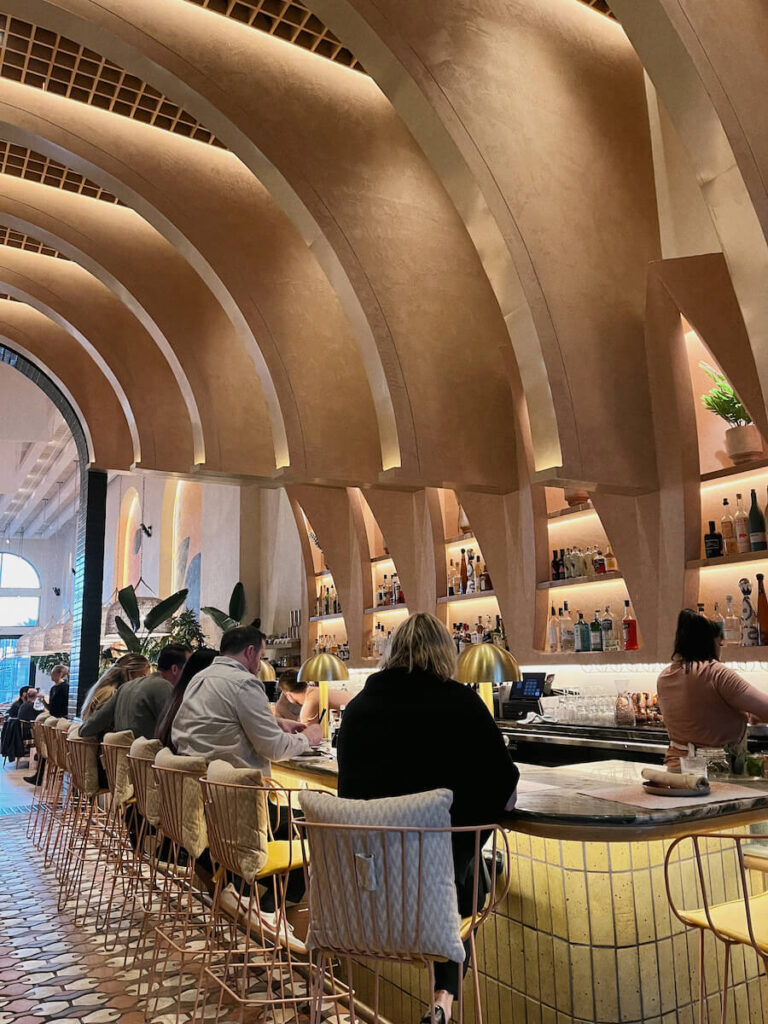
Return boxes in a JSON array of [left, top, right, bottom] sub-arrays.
[[69, 469, 107, 716]]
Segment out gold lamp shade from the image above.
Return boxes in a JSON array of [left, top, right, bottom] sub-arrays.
[[258, 660, 277, 683], [298, 652, 349, 683], [456, 643, 522, 684]]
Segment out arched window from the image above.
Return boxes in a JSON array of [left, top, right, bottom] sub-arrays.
[[0, 552, 41, 626]]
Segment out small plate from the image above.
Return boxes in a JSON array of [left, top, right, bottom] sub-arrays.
[[643, 781, 710, 797]]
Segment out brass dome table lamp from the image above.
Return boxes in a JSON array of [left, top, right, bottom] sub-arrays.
[[456, 643, 522, 715], [298, 653, 349, 738]]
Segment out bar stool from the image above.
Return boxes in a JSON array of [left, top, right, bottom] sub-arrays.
[[196, 763, 315, 1023], [44, 718, 76, 868], [61, 727, 109, 924], [125, 737, 164, 969], [665, 832, 768, 1024], [147, 748, 211, 1020], [97, 730, 136, 946], [27, 714, 54, 842], [297, 788, 510, 1024], [33, 717, 62, 849]]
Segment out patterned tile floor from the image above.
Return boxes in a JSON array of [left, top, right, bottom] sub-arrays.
[[0, 773, 357, 1024]]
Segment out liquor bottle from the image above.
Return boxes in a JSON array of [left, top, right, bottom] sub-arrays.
[[585, 546, 596, 578], [590, 610, 603, 652], [712, 601, 725, 637], [551, 549, 560, 582], [460, 549, 468, 594], [466, 551, 476, 593], [723, 595, 741, 645], [604, 546, 618, 572], [739, 577, 759, 646], [479, 563, 492, 591], [381, 575, 389, 606], [749, 489, 767, 551], [593, 549, 606, 575], [622, 599, 639, 650], [720, 499, 735, 555], [492, 615, 503, 648], [560, 603, 575, 653], [447, 559, 456, 598], [734, 494, 750, 553], [574, 612, 590, 653], [324, 587, 331, 616], [757, 574, 768, 645], [601, 605, 620, 652], [390, 573, 398, 605], [697, 602, 706, 615], [547, 605, 560, 653], [704, 520, 723, 559], [558, 549, 566, 581]]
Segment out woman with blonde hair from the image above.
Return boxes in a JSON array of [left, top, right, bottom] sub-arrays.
[[337, 613, 518, 1024], [80, 652, 151, 721]]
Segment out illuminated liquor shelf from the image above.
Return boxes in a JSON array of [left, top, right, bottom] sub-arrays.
[[364, 604, 409, 615], [688, 549, 768, 569], [537, 571, 623, 590], [547, 502, 595, 520], [437, 590, 497, 604], [309, 613, 344, 623], [445, 533, 476, 545], [700, 458, 768, 483]]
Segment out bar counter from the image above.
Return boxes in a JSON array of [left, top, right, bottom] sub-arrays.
[[273, 754, 768, 1023]]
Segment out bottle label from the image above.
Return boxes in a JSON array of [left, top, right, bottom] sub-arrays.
[[750, 532, 767, 549], [590, 630, 602, 652], [704, 537, 723, 558]]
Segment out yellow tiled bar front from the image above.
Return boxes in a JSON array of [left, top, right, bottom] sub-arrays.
[[274, 757, 768, 1023], [347, 832, 768, 1024]]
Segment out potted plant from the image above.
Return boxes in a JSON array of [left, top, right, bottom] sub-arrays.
[[699, 361, 762, 464], [201, 582, 248, 632]]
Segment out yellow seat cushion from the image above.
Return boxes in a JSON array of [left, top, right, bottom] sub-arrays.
[[257, 839, 306, 879], [681, 889, 768, 951]]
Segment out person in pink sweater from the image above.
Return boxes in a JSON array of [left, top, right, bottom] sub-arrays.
[[657, 609, 768, 769]]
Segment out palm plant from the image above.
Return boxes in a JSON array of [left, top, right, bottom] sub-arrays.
[[113, 584, 189, 655], [699, 361, 752, 427], [201, 582, 247, 632]]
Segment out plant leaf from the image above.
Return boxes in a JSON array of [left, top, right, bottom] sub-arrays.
[[228, 582, 246, 623], [115, 616, 142, 652], [118, 585, 141, 632], [143, 589, 188, 634], [201, 606, 239, 632]]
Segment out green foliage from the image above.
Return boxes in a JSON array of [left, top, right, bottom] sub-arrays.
[[699, 362, 752, 427], [168, 609, 208, 650], [202, 582, 248, 633], [31, 652, 70, 674], [115, 616, 142, 652], [118, 585, 141, 631], [144, 590, 188, 633]]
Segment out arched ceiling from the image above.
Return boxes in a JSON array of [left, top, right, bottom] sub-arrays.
[[0, 0, 761, 507]]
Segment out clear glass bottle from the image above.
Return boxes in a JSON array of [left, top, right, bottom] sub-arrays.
[[585, 546, 596, 579], [590, 610, 603, 651], [734, 493, 750, 554], [739, 577, 759, 646], [574, 612, 590, 653], [723, 595, 740, 645], [601, 605, 620, 652], [712, 601, 725, 635], [547, 605, 560, 653], [560, 603, 575, 653], [720, 498, 735, 555]]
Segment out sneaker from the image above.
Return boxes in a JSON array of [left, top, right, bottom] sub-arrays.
[[23, 774, 41, 785], [419, 1009, 447, 1024]]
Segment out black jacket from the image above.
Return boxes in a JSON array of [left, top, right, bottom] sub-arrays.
[[48, 682, 69, 718], [337, 667, 519, 862]]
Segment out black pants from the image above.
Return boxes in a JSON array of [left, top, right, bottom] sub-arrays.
[[433, 854, 490, 999]]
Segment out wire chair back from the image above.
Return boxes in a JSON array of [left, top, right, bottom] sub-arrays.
[[152, 763, 208, 858], [43, 720, 64, 769], [30, 717, 47, 759], [67, 734, 102, 797], [52, 720, 73, 771], [127, 751, 161, 824], [295, 819, 509, 964], [101, 733, 135, 806], [199, 778, 277, 883]]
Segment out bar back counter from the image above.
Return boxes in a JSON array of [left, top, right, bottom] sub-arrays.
[[273, 753, 768, 1024]]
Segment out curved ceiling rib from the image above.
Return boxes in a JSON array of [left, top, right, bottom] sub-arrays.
[[3, 0, 408, 477], [0, 246, 201, 470], [0, 175, 277, 476]]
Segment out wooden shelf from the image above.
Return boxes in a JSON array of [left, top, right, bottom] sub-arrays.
[[526, 648, 646, 664], [264, 640, 300, 649], [314, 569, 332, 578], [700, 458, 768, 482], [364, 604, 409, 615], [309, 613, 344, 623], [721, 648, 768, 665], [371, 554, 394, 565], [547, 502, 595, 520], [689, 550, 768, 569], [537, 571, 623, 590], [444, 533, 476, 546], [437, 590, 497, 604]]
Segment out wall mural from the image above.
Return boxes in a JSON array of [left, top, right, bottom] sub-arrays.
[[120, 488, 142, 590], [172, 481, 202, 616]]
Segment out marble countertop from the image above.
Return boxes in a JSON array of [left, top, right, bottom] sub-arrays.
[[280, 751, 768, 841]]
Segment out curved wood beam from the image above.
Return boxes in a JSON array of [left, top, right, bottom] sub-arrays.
[[0, 247, 194, 471], [0, 300, 134, 469], [0, 175, 275, 476]]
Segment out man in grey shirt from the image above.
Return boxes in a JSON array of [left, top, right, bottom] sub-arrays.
[[172, 625, 321, 772], [81, 644, 191, 740]]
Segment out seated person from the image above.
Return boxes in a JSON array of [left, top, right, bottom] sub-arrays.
[[81, 644, 191, 741], [337, 612, 519, 1024], [277, 673, 349, 726], [45, 665, 70, 718], [17, 688, 40, 723], [155, 647, 218, 752], [7, 686, 29, 718], [273, 671, 302, 722], [80, 654, 151, 722]]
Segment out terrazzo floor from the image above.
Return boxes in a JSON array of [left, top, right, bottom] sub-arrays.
[[0, 768, 357, 1024]]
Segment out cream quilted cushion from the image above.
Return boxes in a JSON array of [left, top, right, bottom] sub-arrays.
[[299, 788, 464, 963], [205, 760, 268, 883], [154, 747, 208, 858], [129, 738, 163, 825], [66, 724, 101, 796], [103, 731, 135, 806]]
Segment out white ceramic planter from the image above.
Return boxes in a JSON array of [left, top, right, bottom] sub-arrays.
[[725, 424, 763, 464]]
